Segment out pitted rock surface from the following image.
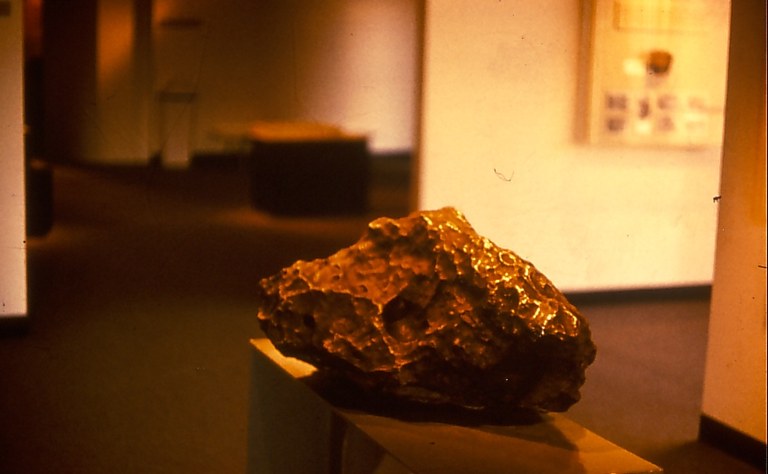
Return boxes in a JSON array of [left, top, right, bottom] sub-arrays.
[[256, 207, 596, 412]]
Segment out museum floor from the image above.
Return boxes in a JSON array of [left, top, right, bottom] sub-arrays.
[[1, 158, 763, 473]]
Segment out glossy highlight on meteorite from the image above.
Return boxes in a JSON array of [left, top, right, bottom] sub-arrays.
[[255, 207, 596, 412]]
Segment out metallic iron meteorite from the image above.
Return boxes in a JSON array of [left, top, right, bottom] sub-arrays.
[[255, 207, 596, 412]]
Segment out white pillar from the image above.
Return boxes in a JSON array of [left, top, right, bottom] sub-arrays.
[[701, 0, 767, 447], [0, 0, 27, 319]]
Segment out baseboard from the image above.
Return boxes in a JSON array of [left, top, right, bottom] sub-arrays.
[[699, 415, 767, 469], [0, 314, 30, 337], [565, 285, 712, 305], [369, 151, 412, 162], [190, 153, 245, 171], [190, 150, 413, 166]]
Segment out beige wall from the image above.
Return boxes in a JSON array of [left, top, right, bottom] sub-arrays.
[[95, 0, 152, 163], [0, 0, 27, 317], [701, 0, 767, 444], [44, 0, 151, 165], [418, 0, 730, 292], [186, 0, 422, 155]]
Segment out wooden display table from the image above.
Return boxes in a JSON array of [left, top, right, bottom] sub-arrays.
[[248, 338, 662, 474], [243, 122, 369, 216]]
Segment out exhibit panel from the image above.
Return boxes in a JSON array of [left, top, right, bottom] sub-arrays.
[[249, 338, 662, 474], [584, 0, 728, 147]]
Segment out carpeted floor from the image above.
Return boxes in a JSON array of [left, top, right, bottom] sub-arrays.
[[0, 159, 762, 473]]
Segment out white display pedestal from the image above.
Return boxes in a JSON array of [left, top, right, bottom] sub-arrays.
[[248, 338, 662, 474]]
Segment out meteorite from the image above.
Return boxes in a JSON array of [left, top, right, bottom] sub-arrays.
[[255, 207, 596, 413]]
